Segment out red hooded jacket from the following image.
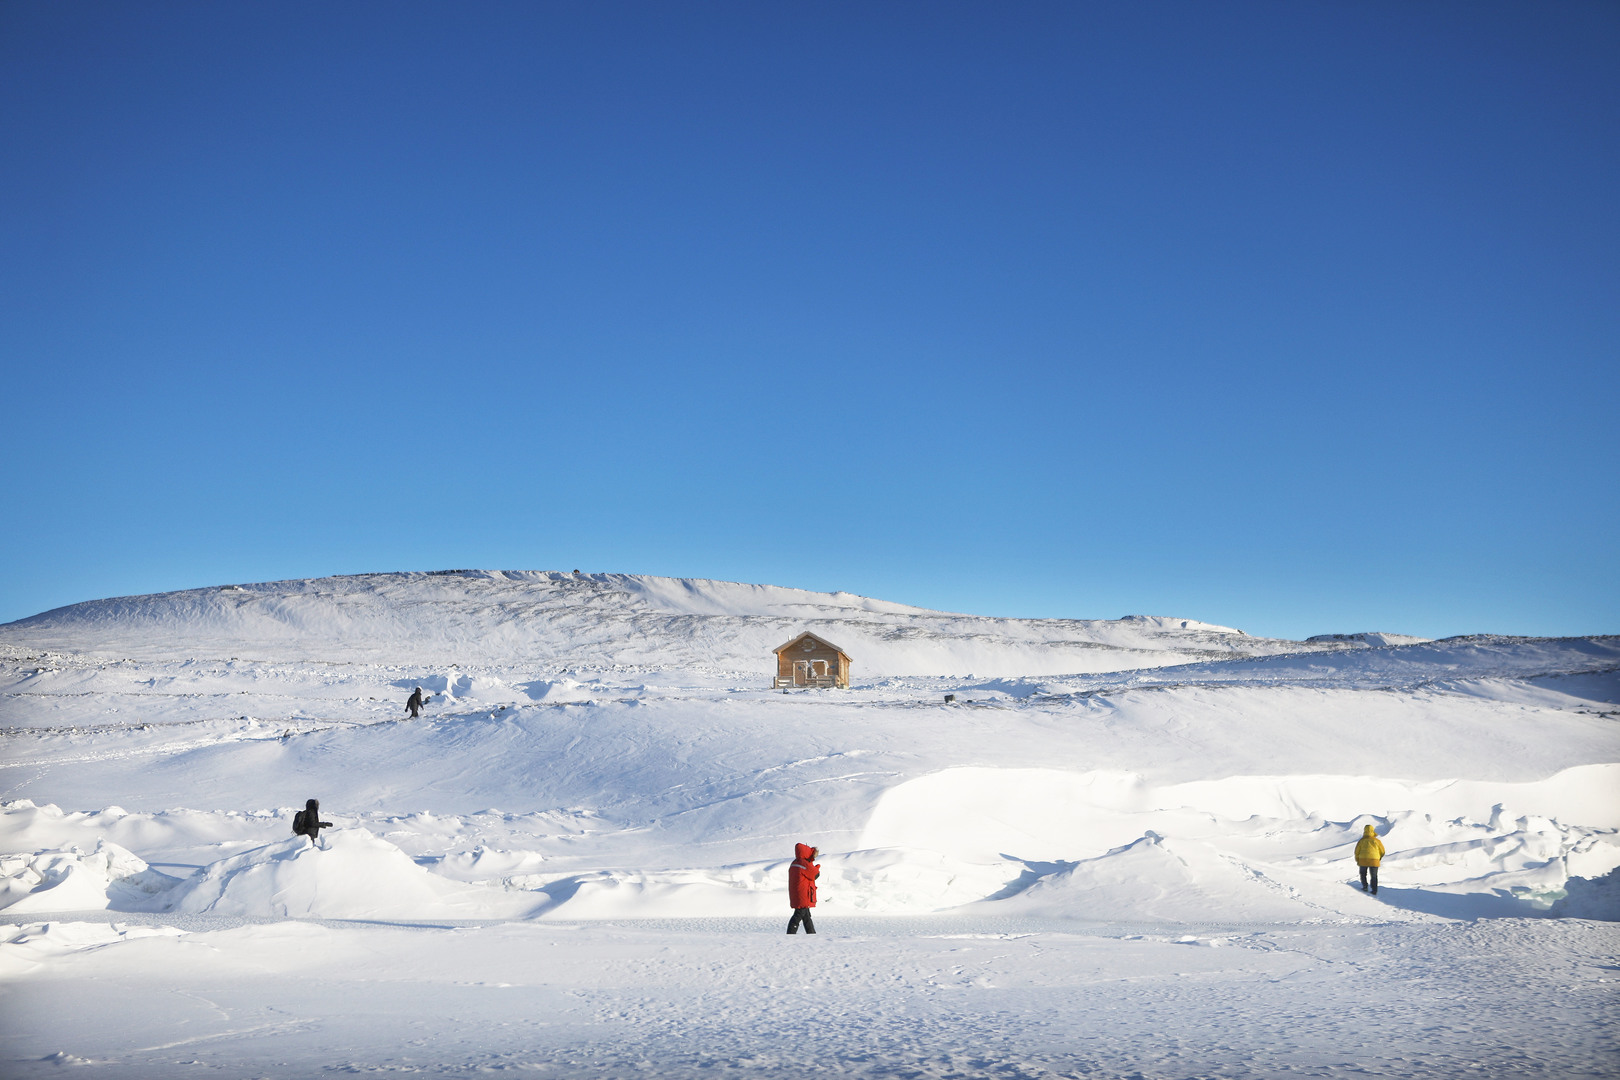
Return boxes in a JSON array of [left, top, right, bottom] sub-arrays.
[[788, 843, 820, 908]]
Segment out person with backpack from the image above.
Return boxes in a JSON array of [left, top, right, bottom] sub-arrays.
[[406, 686, 428, 719], [292, 798, 333, 844], [1355, 823, 1386, 894], [787, 842, 820, 934]]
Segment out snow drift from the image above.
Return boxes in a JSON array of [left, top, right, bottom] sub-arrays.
[[162, 830, 541, 919], [0, 840, 174, 914]]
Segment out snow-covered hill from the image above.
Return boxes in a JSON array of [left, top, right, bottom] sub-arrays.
[[1306, 631, 1432, 647], [0, 569, 1323, 675]]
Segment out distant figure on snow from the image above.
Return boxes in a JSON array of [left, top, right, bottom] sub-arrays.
[[787, 842, 820, 934], [1355, 823, 1386, 894], [292, 799, 333, 844], [406, 686, 428, 719]]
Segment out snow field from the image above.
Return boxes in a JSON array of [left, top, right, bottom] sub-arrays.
[[1, 572, 1617, 1075], [1, 917, 1615, 1078], [1, 627, 1617, 924]]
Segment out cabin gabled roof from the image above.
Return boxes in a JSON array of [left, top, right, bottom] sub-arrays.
[[772, 631, 851, 659]]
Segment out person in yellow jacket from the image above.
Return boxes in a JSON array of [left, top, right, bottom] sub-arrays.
[[1355, 824, 1386, 894]]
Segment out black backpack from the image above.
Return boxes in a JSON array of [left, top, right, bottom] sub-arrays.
[[292, 809, 308, 835]]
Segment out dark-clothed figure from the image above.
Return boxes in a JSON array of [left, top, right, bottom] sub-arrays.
[[292, 798, 333, 844], [1355, 823, 1386, 894], [406, 686, 427, 719], [787, 842, 820, 934]]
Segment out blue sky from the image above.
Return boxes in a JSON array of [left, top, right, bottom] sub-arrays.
[[2, 2, 1616, 639]]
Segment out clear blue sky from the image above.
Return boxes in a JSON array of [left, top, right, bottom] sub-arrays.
[[2, 2, 1616, 640]]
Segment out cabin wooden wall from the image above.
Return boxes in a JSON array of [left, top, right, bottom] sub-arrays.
[[776, 637, 850, 687]]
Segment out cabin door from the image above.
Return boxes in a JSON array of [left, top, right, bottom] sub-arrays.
[[792, 660, 811, 686]]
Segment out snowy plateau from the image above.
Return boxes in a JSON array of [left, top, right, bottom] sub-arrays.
[[0, 569, 1616, 1079]]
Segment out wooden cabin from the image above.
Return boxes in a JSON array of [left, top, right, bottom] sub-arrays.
[[772, 632, 851, 689]]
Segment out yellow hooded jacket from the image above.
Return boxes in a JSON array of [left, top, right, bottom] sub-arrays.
[[1354, 825, 1386, 867]]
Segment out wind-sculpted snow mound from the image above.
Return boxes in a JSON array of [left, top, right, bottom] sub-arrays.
[[532, 864, 783, 919], [0, 839, 176, 914], [861, 765, 1620, 859], [534, 848, 1022, 919], [164, 830, 540, 919], [860, 765, 1620, 920], [986, 833, 1313, 923], [1550, 868, 1620, 921]]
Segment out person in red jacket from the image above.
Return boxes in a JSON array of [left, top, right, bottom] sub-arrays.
[[787, 843, 820, 934]]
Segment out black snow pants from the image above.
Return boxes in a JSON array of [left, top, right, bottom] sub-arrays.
[[787, 907, 816, 934], [1359, 865, 1379, 893]]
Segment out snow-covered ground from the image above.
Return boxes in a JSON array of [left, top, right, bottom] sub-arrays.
[[1, 571, 1616, 1077]]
